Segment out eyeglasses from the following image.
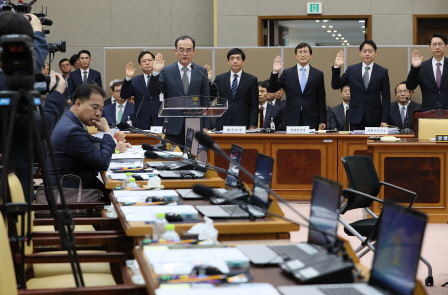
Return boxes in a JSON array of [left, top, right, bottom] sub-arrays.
[[177, 48, 194, 54], [361, 50, 375, 54], [297, 51, 309, 55], [431, 43, 445, 48], [113, 90, 121, 93], [397, 90, 409, 94]]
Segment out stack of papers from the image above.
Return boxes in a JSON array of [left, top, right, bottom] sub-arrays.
[[156, 284, 280, 294], [121, 205, 198, 221], [114, 190, 179, 202]]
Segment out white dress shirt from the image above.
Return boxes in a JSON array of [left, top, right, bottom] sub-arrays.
[[80, 68, 90, 81], [343, 101, 349, 118], [259, 101, 268, 122], [399, 100, 410, 114], [297, 63, 310, 83], [116, 101, 127, 122], [177, 61, 191, 83], [432, 57, 444, 81], [229, 70, 242, 88], [361, 62, 374, 80], [143, 73, 151, 87]]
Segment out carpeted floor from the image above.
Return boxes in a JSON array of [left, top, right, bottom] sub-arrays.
[[280, 202, 448, 295]]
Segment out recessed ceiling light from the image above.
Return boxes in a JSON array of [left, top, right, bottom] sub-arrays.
[[338, 34, 341, 36], [333, 30, 337, 32], [362, 26, 365, 28], [359, 20, 365, 23], [363, 31, 365, 33], [346, 43, 350, 45], [332, 34, 335, 36], [315, 20, 320, 22], [341, 37, 344, 39], [323, 20, 328, 22], [327, 30, 332, 33], [322, 25, 326, 28], [329, 26, 333, 28], [336, 38, 339, 40]]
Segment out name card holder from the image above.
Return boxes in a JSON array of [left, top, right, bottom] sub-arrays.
[[286, 126, 309, 134], [150, 126, 163, 133], [435, 134, 448, 142], [223, 126, 246, 134], [365, 127, 388, 135]]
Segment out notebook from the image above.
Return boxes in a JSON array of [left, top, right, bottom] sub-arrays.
[[158, 143, 208, 178], [278, 202, 427, 295], [236, 175, 341, 265], [195, 153, 273, 219]]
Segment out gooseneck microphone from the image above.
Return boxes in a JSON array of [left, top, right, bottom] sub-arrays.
[[190, 64, 220, 98]]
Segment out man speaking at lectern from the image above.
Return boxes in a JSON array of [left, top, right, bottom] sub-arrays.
[[153, 35, 210, 146]]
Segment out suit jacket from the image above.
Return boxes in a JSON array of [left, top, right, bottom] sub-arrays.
[[270, 65, 326, 130], [121, 74, 163, 129], [272, 99, 286, 110], [262, 103, 283, 131], [389, 101, 421, 130], [407, 57, 448, 111], [328, 103, 347, 131], [212, 71, 258, 130], [68, 68, 102, 99], [48, 110, 115, 190], [156, 62, 210, 135], [332, 63, 390, 126], [104, 97, 112, 106], [102, 102, 135, 126]]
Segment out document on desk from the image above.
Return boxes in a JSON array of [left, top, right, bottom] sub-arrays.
[[144, 248, 250, 269], [156, 283, 280, 295], [113, 190, 179, 202], [106, 171, 160, 180], [112, 150, 145, 160], [109, 159, 144, 169], [122, 205, 198, 221], [152, 260, 230, 275]]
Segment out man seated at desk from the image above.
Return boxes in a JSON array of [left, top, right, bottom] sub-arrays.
[[328, 85, 350, 131], [390, 81, 421, 130], [48, 83, 127, 193]]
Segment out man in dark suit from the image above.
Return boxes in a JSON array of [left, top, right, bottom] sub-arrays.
[[390, 81, 421, 130], [70, 54, 80, 71], [152, 35, 210, 146], [332, 40, 390, 130], [407, 33, 448, 111], [272, 88, 286, 110], [212, 48, 258, 130], [67, 50, 102, 99], [328, 85, 351, 131], [270, 43, 326, 130], [48, 83, 126, 191], [258, 81, 283, 130], [59, 58, 71, 100], [102, 81, 134, 127], [104, 79, 121, 106], [121, 51, 164, 129]]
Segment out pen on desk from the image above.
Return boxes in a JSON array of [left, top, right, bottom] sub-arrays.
[[166, 275, 227, 283], [122, 201, 166, 206]]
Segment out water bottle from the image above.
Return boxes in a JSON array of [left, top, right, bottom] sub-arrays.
[[122, 172, 132, 187], [161, 224, 180, 241], [152, 213, 168, 240], [127, 116, 132, 127], [270, 118, 275, 130], [126, 178, 140, 188]]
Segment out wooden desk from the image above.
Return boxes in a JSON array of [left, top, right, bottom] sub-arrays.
[[110, 190, 300, 240], [368, 138, 448, 223]]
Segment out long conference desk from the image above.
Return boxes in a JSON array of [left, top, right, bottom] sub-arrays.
[[123, 133, 448, 223]]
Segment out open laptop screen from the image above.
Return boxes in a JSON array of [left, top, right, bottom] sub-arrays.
[[225, 144, 243, 188], [307, 176, 341, 247], [251, 154, 274, 210], [197, 144, 208, 165], [183, 128, 194, 158], [369, 203, 427, 295]]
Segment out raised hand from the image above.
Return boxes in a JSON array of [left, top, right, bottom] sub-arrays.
[[125, 62, 135, 78], [411, 50, 423, 68], [335, 50, 345, 67], [273, 55, 283, 72], [205, 64, 213, 80], [153, 53, 165, 72]]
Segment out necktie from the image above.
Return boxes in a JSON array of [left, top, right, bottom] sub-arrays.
[[146, 75, 151, 92], [363, 66, 370, 89], [300, 67, 306, 93], [259, 105, 264, 128], [83, 71, 87, 83], [117, 104, 123, 123], [231, 73, 238, 98], [436, 63, 442, 89], [182, 67, 189, 94], [345, 106, 349, 131], [400, 106, 406, 127]]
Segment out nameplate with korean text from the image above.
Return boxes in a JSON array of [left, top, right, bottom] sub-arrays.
[[365, 127, 388, 134], [286, 126, 309, 134], [223, 126, 246, 134]]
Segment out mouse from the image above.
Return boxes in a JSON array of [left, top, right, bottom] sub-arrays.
[[165, 213, 183, 222], [148, 196, 165, 203], [190, 265, 223, 276]]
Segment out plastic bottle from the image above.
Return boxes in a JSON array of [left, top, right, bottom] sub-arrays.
[[270, 118, 275, 130], [152, 213, 168, 240], [126, 178, 140, 188], [161, 224, 180, 241], [122, 172, 132, 187]]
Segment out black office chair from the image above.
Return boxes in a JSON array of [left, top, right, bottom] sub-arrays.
[[340, 155, 433, 286]]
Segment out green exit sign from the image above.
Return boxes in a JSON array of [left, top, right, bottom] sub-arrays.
[[307, 2, 322, 14]]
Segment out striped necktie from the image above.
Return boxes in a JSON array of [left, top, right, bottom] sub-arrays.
[[363, 66, 370, 89], [182, 67, 189, 94], [231, 73, 238, 98]]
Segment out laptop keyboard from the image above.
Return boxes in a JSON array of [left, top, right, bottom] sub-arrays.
[[220, 205, 248, 215], [163, 161, 187, 169], [318, 287, 364, 295], [268, 244, 309, 261]]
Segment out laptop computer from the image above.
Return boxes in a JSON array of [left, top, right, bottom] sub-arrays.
[[278, 201, 427, 295], [236, 175, 341, 265], [149, 127, 194, 170], [158, 143, 208, 178], [195, 153, 274, 218], [177, 144, 244, 199]]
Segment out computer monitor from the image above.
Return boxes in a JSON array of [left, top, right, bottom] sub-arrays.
[[225, 144, 243, 188], [251, 153, 274, 210], [197, 143, 208, 166], [183, 128, 194, 158], [307, 175, 342, 247]]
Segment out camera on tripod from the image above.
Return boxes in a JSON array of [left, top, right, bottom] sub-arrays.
[[48, 40, 66, 53]]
